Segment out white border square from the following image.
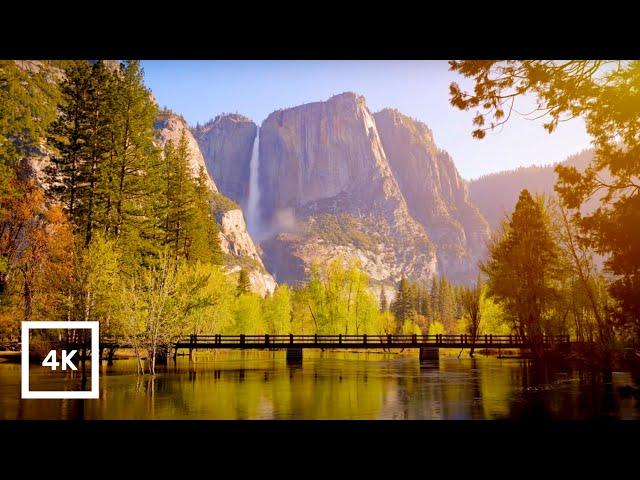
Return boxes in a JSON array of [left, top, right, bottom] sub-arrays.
[[21, 321, 100, 399]]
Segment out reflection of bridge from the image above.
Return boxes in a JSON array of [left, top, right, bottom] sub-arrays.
[[4, 334, 573, 364]]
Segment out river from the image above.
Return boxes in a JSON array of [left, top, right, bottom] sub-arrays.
[[1, 351, 639, 419]]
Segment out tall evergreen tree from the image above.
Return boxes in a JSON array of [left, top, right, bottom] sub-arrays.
[[160, 133, 222, 264], [103, 61, 161, 246], [379, 286, 388, 312], [236, 268, 251, 297], [391, 277, 414, 333], [185, 167, 223, 265], [481, 189, 562, 357], [47, 60, 114, 246], [162, 132, 195, 261]]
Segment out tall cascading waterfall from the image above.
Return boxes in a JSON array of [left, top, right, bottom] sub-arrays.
[[246, 127, 261, 238]]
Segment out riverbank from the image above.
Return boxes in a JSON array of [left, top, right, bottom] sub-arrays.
[[0, 351, 19, 362]]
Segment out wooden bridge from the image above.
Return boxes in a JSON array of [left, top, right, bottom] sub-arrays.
[[173, 334, 571, 362], [3, 334, 573, 364]]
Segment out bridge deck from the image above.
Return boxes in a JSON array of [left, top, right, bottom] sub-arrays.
[[3, 334, 573, 352]]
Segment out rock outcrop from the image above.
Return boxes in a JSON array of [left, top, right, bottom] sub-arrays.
[[192, 114, 256, 207], [154, 111, 218, 192], [257, 92, 438, 285], [215, 208, 277, 295], [374, 109, 490, 281]]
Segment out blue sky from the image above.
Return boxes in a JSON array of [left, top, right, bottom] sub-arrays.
[[141, 60, 592, 180]]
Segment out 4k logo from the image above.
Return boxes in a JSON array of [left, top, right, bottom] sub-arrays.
[[21, 321, 100, 399], [42, 349, 78, 371]]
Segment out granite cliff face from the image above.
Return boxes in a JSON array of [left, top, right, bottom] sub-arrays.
[[154, 112, 217, 192], [257, 93, 438, 285], [214, 208, 276, 295], [192, 114, 256, 207], [373, 109, 490, 281], [153, 112, 276, 295]]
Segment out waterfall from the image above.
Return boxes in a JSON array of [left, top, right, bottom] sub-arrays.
[[246, 127, 261, 238]]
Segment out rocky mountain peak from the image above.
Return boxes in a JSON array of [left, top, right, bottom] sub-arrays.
[[375, 108, 437, 149], [258, 92, 437, 285]]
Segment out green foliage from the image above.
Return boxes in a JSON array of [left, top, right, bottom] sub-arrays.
[[160, 137, 222, 265], [236, 268, 251, 296], [391, 278, 414, 333], [211, 191, 240, 213], [428, 321, 445, 335], [450, 60, 640, 346], [290, 257, 390, 335], [69, 233, 122, 333], [180, 262, 235, 335], [233, 292, 263, 333], [481, 190, 563, 355], [479, 287, 510, 335], [263, 285, 293, 334], [100, 60, 163, 262], [306, 213, 379, 252], [47, 61, 115, 246], [0, 61, 60, 169]]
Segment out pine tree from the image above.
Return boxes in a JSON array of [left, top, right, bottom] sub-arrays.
[[162, 132, 196, 260], [391, 277, 414, 333], [379, 286, 388, 312], [102, 61, 161, 249], [47, 60, 114, 246], [481, 189, 562, 357], [429, 275, 440, 326], [236, 269, 251, 297], [185, 167, 223, 265], [160, 133, 222, 264]]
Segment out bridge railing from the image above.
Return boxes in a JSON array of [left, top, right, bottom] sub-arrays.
[[173, 334, 571, 346]]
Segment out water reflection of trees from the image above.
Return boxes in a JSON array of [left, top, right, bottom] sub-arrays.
[[3, 351, 636, 419]]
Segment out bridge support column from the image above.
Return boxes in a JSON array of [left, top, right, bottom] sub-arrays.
[[419, 347, 439, 362], [156, 345, 169, 365], [286, 348, 303, 365], [107, 347, 116, 366]]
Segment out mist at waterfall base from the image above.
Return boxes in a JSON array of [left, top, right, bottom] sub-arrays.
[[245, 127, 297, 243]]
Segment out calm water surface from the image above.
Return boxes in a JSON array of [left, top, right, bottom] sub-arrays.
[[1, 351, 639, 419]]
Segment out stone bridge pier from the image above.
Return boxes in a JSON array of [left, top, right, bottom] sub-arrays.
[[419, 347, 439, 362]]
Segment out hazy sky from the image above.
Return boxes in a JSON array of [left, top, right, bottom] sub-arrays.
[[141, 60, 592, 180]]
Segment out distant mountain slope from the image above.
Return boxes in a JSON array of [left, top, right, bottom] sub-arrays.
[[467, 149, 595, 230]]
